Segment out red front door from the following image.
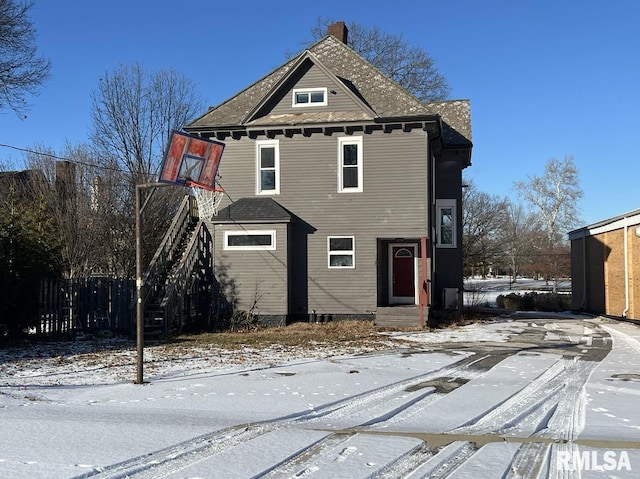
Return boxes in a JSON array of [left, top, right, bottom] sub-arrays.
[[392, 246, 415, 299]]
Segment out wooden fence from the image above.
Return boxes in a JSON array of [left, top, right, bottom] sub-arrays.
[[38, 277, 135, 336]]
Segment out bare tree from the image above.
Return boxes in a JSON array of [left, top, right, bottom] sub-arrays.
[[90, 63, 203, 183], [462, 178, 508, 278], [24, 144, 111, 277], [90, 64, 205, 275], [502, 201, 542, 283], [305, 18, 449, 102], [0, 0, 51, 117], [514, 156, 582, 289], [514, 156, 582, 244]]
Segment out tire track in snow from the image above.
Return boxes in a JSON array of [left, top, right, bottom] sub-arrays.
[[80, 353, 482, 478], [449, 357, 598, 441], [505, 442, 550, 479], [599, 323, 640, 354], [261, 433, 424, 479], [533, 359, 595, 442], [79, 320, 615, 478], [77, 424, 273, 478], [401, 441, 477, 479], [289, 352, 488, 429], [81, 348, 560, 478], [449, 358, 567, 436]]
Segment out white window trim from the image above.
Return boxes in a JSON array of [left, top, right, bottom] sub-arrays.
[[337, 136, 363, 193], [255, 140, 280, 195], [224, 230, 276, 251], [388, 243, 419, 305], [292, 87, 328, 107], [327, 235, 355, 269], [436, 199, 456, 248]]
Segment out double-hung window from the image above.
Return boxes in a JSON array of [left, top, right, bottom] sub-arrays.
[[292, 87, 327, 107], [256, 140, 279, 194], [337, 136, 363, 193], [328, 236, 355, 268], [436, 199, 456, 248]]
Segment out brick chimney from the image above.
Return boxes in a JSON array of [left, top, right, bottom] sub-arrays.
[[328, 21, 348, 44]]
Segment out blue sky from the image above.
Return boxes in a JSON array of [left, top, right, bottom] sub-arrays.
[[1, 0, 638, 226]]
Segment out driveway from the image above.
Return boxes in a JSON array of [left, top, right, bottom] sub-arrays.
[[1, 315, 639, 478]]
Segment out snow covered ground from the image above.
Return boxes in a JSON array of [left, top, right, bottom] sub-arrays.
[[1, 314, 639, 478], [464, 276, 572, 308]]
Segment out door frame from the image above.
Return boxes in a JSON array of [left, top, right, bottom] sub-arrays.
[[388, 243, 418, 305]]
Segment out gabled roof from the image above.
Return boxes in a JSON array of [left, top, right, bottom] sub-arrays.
[[242, 50, 377, 126], [213, 197, 293, 223], [187, 35, 471, 146]]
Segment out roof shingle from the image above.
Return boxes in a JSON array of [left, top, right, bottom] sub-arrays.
[[213, 197, 292, 223], [188, 35, 471, 146]]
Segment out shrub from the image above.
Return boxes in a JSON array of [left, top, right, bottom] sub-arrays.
[[496, 292, 572, 312], [534, 292, 572, 311]]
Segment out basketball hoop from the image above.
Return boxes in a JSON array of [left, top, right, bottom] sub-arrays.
[[191, 185, 224, 220]]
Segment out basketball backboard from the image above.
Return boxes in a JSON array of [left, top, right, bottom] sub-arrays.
[[159, 131, 225, 190]]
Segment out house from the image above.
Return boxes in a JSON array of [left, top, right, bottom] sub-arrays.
[[185, 22, 472, 327], [569, 209, 640, 321]]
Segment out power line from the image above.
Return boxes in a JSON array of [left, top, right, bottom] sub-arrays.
[[0, 142, 231, 197], [0, 142, 123, 173]]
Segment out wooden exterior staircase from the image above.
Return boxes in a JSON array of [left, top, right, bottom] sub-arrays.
[[141, 195, 213, 339]]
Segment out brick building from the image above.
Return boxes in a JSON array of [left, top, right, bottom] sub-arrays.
[[569, 209, 640, 320]]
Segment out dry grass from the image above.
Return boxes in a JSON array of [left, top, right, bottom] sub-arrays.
[[172, 320, 402, 349]]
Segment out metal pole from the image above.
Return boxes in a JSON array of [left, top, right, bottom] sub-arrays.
[[135, 182, 172, 384], [135, 184, 144, 384]]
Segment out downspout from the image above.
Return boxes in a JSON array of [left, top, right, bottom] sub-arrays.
[[427, 136, 439, 328], [622, 219, 630, 318], [420, 134, 432, 328], [581, 235, 587, 309]]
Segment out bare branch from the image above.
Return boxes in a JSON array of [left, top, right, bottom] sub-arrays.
[[0, 0, 51, 117], [304, 18, 449, 102], [90, 63, 203, 185]]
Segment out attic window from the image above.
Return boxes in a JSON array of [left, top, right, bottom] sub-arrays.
[[293, 88, 327, 107]]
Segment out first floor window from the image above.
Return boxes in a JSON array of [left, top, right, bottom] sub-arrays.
[[338, 136, 363, 192], [256, 140, 279, 194], [436, 199, 456, 248], [224, 230, 276, 250], [328, 236, 355, 268]]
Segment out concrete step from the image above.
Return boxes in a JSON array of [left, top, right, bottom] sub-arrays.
[[375, 306, 425, 328]]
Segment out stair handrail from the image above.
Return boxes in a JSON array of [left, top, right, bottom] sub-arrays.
[[160, 221, 212, 329], [141, 194, 197, 305]]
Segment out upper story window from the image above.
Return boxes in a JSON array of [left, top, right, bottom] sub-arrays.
[[292, 87, 328, 107], [436, 199, 456, 248], [338, 136, 363, 193], [256, 140, 279, 195]]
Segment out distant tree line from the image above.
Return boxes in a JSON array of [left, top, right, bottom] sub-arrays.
[[462, 156, 582, 290]]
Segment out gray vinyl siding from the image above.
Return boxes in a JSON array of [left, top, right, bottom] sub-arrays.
[[213, 128, 429, 316], [268, 63, 364, 116], [213, 222, 288, 315]]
